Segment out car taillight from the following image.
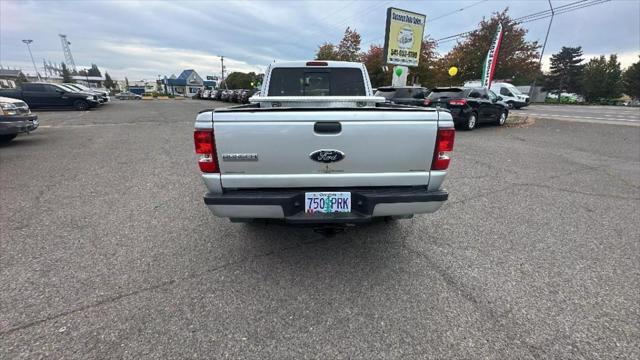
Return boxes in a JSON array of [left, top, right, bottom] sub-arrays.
[[423, 99, 431, 106], [306, 61, 328, 66], [431, 128, 455, 170], [194, 129, 219, 173], [448, 99, 467, 106]]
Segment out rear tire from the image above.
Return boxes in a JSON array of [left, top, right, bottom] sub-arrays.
[[0, 134, 17, 143], [74, 100, 89, 111], [506, 101, 515, 109], [464, 113, 477, 131], [497, 110, 507, 126]]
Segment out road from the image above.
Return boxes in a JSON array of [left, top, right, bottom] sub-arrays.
[[512, 104, 640, 126], [1, 100, 639, 359]]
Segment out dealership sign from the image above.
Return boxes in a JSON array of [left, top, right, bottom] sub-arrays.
[[383, 8, 426, 67]]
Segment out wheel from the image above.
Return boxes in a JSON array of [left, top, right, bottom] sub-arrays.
[[506, 101, 515, 109], [74, 100, 89, 111], [496, 110, 507, 126], [464, 113, 477, 130], [0, 134, 17, 143]]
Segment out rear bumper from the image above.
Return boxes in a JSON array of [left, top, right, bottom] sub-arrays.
[[0, 114, 38, 135], [204, 187, 448, 223]]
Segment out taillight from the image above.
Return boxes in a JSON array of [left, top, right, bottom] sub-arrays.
[[306, 61, 328, 66], [431, 128, 455, 170], [423, 99, 431, 106], [448, 99, 467, 106], [194, 129, 219, 173]]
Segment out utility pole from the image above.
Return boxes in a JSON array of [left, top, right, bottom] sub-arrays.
[[22, 39, 41, 81], [529, 0, 554, 100], [220, 56, 227, 89]]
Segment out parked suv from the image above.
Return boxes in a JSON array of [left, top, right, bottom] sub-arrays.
[[374, 86, 429, 107], [425, 87, 508, 130]]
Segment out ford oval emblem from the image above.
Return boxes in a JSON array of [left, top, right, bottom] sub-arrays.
[[309, 149, 345, 163]]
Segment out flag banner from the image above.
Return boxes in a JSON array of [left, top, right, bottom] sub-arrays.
[[481, 23, 504, 88]]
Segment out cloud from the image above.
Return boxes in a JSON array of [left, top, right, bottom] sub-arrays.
[[1, 0, 639, 80]]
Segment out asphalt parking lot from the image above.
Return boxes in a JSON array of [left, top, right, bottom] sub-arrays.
[[1, 100, 639, 359]]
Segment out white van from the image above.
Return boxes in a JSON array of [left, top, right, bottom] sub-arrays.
[[464, 81, 530, 109]]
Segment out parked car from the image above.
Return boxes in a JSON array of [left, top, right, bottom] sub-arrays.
[[202, 90, 211, 99], [115, 91, 142, 100], [238, 89, 258, 104], [64, 83, 110, 102], [374, 86, 430, 107], [229, 89, 241, 103], [0, 82, 100, 110], [210, 89, 219, 100], [194, 60, 455, 224], [424, 87, 508, 130], [58, 84, 107, 104], [0, 96, 38, 143], [464, 81, 529, 109], [220, 89, 231, 102]]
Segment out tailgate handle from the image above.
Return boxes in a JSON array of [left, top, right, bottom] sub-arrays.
[[314, 122, 341, 134]]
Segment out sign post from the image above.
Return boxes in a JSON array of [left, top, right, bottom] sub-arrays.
[[383, 7, 427, 87]]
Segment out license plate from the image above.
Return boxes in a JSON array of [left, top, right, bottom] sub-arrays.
[[305, 192, 351, 214]]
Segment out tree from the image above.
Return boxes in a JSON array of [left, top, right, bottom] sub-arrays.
[[582, 54, 623, 103], [360, 45, 391, 88], [336, 27, 361, 62], [15, 72, 28, 86], [125, 77, 129, 90], [443, 9, 541, 85], [61, 62, 74, 83], [104, 72, 115, 90], [544, 46, 584, 98], [315, 27, 362, 61], [622, 57, 640, 100], [412, 38, 443, 88], [87, 64, 102, 77], [315, 42, 339, 61], [224, 71, 263, 89]]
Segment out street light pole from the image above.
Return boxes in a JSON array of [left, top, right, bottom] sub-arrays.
[[22, 39, 41, 81]]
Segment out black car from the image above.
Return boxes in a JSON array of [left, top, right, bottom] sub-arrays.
[[0, 82, 100, 111], [425, 87, 508, 130], [238, 89, 257, 104], [220, 90, 230, 101], [374, 86, 429, 106]]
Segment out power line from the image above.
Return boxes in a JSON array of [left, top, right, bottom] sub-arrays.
[[435, 0, 610, 44]]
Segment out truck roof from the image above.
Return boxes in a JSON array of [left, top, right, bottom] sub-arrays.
[[270, 61, 365, 69]]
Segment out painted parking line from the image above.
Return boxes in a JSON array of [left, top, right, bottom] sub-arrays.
[[516, 113, 640, 126]]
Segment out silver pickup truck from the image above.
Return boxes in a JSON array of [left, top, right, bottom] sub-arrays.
[[194, 61, 455, 224]]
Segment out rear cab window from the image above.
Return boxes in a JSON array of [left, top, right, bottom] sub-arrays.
[[267, 68, 365, 96], [427, 88, 468, 100]]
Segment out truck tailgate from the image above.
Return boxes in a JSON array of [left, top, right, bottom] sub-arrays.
[[211, 108, 439, 188]]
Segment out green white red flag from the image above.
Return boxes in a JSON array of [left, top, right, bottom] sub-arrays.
[[481, 23, 504, 88]]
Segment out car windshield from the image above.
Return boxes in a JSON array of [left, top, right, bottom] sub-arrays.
[[507, 85, 522, 95], [267, 67, 365, 96]]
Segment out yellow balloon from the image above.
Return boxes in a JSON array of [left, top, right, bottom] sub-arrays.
[[448, 66, 458, 77]]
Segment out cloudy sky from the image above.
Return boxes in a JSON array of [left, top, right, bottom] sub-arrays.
[[1, 0, 638, 80]]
